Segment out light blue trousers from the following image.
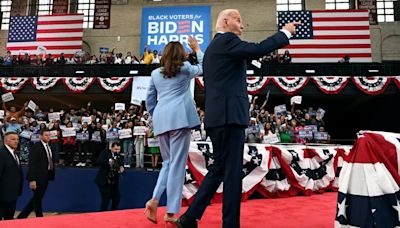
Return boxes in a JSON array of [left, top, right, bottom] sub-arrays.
[[152, 128, 191, 214]]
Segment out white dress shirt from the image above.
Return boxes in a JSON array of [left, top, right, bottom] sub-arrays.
[[5, 144, 19, 165]]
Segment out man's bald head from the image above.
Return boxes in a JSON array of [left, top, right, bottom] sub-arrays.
[[216, 9, 244, 36]]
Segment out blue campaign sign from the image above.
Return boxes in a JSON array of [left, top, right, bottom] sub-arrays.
[[141, 6, 211, 54]]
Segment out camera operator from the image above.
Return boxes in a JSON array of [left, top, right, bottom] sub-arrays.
[[94, 142, 124, 211]]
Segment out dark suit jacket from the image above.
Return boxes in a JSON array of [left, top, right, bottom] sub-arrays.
[[27, 142, 56, 182], [203, 32, 289, 128], [0, 146, 23, 202], [95, 149, 123, 186]]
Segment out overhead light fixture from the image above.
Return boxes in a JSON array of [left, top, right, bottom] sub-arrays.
[[246, 70, 254, 75], [368, 69, 379, 73], [129, 70, 139, 75], [305, 69, 315, 74], [75, 70, 84, 74]]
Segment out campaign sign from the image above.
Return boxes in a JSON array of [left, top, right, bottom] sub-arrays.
[[118, 128, 133, 139], [20, 130, 33, 139], [133, 126, 147, 135], [106, 131, 119, 141], [314, 132, 328, 141], [299, 130, 313, 139], [148, 138, 160, 147], [263, 134, 280, 144], [141, 6, 211, 53], [304, 125, 318, 132], [76, 132, 89, 141], [31, 134, 41, 142], [191, 130, 202, 141], [91, 131, 102, 142]]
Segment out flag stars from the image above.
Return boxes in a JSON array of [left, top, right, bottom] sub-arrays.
[[393, 199, 400, 221], [337, 198, 347, 219]]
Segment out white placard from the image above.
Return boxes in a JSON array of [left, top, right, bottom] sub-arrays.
[[251, 60, 262, 69], [82, 116, 91, 124], [27, 100, 37, 111], [118, 128, 133, 139], [191, 130, 202, 141], [304, 125, 318, 132], [131, 76, 152, 105], [274, 104, 287, 117], [263, 134, 280, 144], [147, 138, 160, 147], [62, 127, 76, 137], [48, 112, 61, 121], [133, 126, 147, 135], [31, 134, 41, 142], [20, 130, 33, 139], [50, 130, 58, 140], [290, 96, 302, 105], [0, 110, 4, 119], [1, 92, 14, 103], [316, 108, 326, 121], [115, 103, 126, 111]]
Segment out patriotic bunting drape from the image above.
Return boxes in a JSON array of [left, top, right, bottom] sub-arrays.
[[0, 77, 399, 94], [183, 142, 352, 203], [335, 131, 400, 227]]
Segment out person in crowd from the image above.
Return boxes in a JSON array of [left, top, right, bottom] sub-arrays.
[[4, 117, 22, 134], [76, 122, 90, 167], [63, 121, 76, 166], [90, 122, 107, 165], [133, 120, 145, 168], [18, 128, 55, 218], [145, 37, 203, 225], [142, 46, 154, 64], [49, 121, 62, 164], [281, 50, 292, 63], [279, 125, 292, 143], [95, 142, 124, 211], [2, 101, 27, 123], [3, 51, 13, 66], [0, 132, 23, 220], [146, 124, 160, 169], [122, 121, 134, 168], [176, 9, 298, 228], [338, 55, 350, 63], [151, 50, 161, 64]]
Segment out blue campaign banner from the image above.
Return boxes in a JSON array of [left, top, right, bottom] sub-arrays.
[[141, 6, 211, 54]]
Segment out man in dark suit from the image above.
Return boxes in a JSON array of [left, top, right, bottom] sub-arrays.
[[18, 128, 55, 218], [0, 132, 23, 220], [176, 9, 298, 228], [95, 142, 124, 211]]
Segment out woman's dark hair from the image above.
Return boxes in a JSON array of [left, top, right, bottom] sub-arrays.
[[160, 41, 186, 78]]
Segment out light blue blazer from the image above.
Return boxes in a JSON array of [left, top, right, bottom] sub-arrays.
[[146, 51, 204, 135]]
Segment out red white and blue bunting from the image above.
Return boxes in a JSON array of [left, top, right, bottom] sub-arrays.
[[313, 76, 350, 94], [272, 77, 309, 95], [351, 76, 391, 95], [247, 76, 271, 95], [31, 77, 60, 90], [98, 77, 132, 92], [63, 77, 96, 93], [394, 76, 400, 89], [0, 77, 30, 93], [0, 76, 398, 95]]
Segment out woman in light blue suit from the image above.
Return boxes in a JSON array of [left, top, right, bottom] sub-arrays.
[[145, 37, 203, 225]]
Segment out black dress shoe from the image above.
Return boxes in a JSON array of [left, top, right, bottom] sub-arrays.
[[175, 214, 198, 228]]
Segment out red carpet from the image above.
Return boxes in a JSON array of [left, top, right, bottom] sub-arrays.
[[1, 192, 337, 228]]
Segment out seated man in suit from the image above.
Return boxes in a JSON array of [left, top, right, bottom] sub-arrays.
[[0, 132, 23, 220], [18, 128, 55, 218]]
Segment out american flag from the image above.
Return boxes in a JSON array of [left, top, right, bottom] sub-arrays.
[[278, 10, 372, 63], [7, 14, 84, 58]]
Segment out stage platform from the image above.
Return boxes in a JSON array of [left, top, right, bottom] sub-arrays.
[[3, 192, 337, 227], [16, 167, 166, 212]]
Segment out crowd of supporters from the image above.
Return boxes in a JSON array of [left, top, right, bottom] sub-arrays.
[[1, 48, 292, 66]]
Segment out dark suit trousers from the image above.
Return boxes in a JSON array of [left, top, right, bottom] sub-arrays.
[[18, 181, 48, 218], [186, 124, 245, 228], [97, 183, 120, 211], [0, 201, 17, 220]]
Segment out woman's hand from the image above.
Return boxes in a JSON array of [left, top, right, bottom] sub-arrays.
[[188, 36, 201, 53]]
